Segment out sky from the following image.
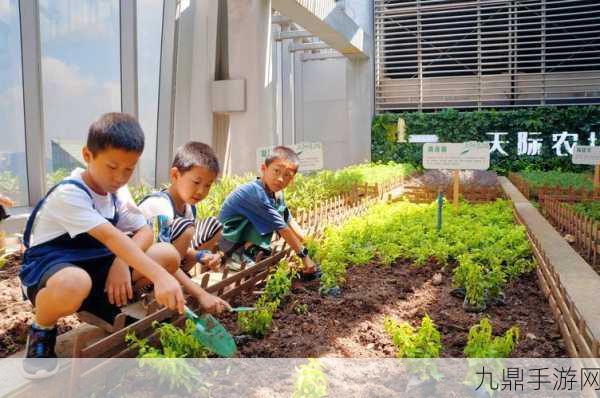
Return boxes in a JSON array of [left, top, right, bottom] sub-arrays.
[[0, 0, 163, 188]]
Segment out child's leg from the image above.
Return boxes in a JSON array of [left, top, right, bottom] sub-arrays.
[[131, 242, 180, 291], [33, 266, 92, 327]]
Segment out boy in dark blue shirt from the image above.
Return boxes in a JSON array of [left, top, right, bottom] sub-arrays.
[[218, 146, 319, 279]]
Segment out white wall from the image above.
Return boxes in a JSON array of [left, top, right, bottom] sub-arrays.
[[291, 0, 374, 169], [172, 0, 374, 175]]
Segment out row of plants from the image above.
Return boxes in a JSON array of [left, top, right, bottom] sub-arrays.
[[568, 201, 600, 222], [385, 315, 519, 395], [518, 170, 594, 191], [310, 199, 535, 310], [384, 315, 519, 359], [128, 162, 414, 217], [237, 260, 297, 337]]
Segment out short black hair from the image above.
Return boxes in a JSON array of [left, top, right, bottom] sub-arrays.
[[172, 141, 220, 175], [87, 112, 145, 155], [265, 146, 300, 170]]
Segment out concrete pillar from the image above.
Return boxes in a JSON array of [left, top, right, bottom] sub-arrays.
[[226, 0, 274, 175], [173, 1, 218, 152]]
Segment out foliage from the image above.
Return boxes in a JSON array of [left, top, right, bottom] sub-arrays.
[[129, 183, 156, 204], [519, 170, 593, 191], [263, 260, 297, 302], [45, 168, 70, 188], [569, 201, 600, 222], [237, 297, 278, 338], [285, 162, 415, 211], [372, 107, 600, 174], [195, 173, 254, 218], [128, 162, 412, 218], [464, 318, 520, 358], [125, 320, 209, 393], [0, 248, 7, 269], [126, 320, 209, 359], [384, 315, 442, 359], [0, 171, 20, 202], [312, 199, 535, 306], [292, 359, 328, 398], [237, 260, 297, 337]]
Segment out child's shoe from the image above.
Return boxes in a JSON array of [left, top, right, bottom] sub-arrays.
[[22, 324, 59, 379]]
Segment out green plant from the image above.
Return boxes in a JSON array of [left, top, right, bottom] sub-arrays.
[[263, 260, 297, 302], [312, 199, 534, 299], [126, 320, 209, 358], [520, 170, 594, 191], [294, 303, 309, 315], [570, 201, 600, 222], [0, 248, 7, 269], [0, 171, 20, 202], [384, 315, 442, 359], [464, 318, 520, 358], [237, 297, 278, 338], [372, 107, 600, 174], [125, 320, 209, 393], [129, 183, 156, 204], [45, 168, 70, 188], [292, 359, 328, 398]]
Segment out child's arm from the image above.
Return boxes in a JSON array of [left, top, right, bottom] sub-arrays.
[[278, 226, 317, 273], [88, 223, 185, 313], [287, 218, 306, 243], [105, 225, 154, 307], [172, 269, 230, 314]]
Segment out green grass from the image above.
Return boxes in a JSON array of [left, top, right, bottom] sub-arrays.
[[519, 170, 593, 191]]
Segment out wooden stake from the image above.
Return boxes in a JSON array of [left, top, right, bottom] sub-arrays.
[[594, 164, 600, 190], [453, 169, 460, 210]]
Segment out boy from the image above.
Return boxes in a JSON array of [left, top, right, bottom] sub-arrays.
[[218, 146, 320, 279], [137, 142, 226, 283], [18, 113, 222, 379]]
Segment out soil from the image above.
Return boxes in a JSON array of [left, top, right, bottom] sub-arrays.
[[0, 253, 81, 358], [218, 259, 566, 358]]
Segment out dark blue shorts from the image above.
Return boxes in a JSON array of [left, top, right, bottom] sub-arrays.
[[23, 255, 124, 324]]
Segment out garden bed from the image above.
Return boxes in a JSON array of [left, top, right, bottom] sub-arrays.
[[218, 259, 566, 358]]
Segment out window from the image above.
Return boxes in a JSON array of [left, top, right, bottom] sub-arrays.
[[137, 0, 164, 187], [0, 0, 28, 206], [39, 0, 121, 187], [375, 0, 600, 111]]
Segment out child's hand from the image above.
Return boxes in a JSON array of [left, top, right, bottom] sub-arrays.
[[105, 259, 133, 307], [302, 257, 317, 274], [201, 253, 222, 272], [153, 272, 185, 314], [0, 194, 14, 208], [197, 291, 230, 314]]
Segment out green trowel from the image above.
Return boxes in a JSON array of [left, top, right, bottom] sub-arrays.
[[183, 306, 237, 357]]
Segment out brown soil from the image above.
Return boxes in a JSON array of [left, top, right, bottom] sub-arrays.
[[0, 254, 81, 358], [219, 259, 566, 358]]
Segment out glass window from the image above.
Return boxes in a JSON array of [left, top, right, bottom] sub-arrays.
[[0, 0, 28, 206], [39, 0, 121, 188], [137, 0, 164, 187]]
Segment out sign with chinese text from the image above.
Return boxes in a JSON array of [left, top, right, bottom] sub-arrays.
[[256, 142, 324, 172], [423, 142, 490, 170], [572, 145, 600, 165], [409, 134, 439, 143]]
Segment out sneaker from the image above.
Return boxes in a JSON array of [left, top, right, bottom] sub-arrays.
[[226, 251, 255, 271], [22, 324, 59, 379]]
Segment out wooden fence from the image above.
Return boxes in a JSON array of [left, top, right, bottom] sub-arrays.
[[509, 172, 600, 201], [403, 185, 505, 203], [540, 195, 600, 267]]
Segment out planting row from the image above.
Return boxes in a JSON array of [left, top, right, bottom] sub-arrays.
[[126, 199, 564, 361]]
